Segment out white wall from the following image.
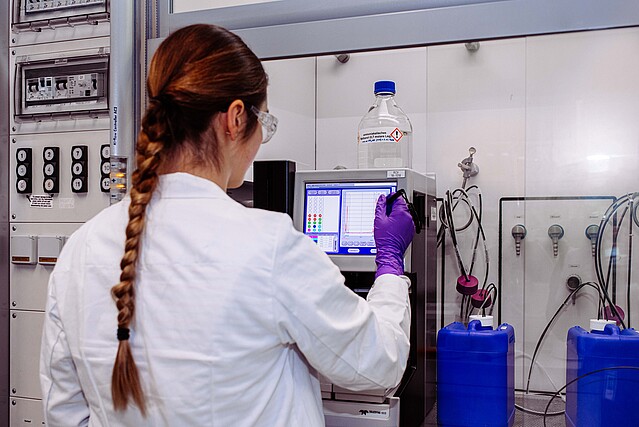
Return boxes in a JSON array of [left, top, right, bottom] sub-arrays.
[[244, 57, 316, 181], [426, 38, 527, 333], [525, 29, 639, 196]]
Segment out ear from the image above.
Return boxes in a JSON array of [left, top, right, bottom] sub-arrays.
[[225, 99, 246, 141]]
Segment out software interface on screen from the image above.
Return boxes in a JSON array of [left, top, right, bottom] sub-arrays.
[[304, 181, 397, 255]]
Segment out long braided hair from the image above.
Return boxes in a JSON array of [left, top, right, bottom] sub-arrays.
[[110, 24, 268, 415]]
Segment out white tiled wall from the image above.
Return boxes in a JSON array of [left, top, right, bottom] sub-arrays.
[[263, 26, 639, 393]]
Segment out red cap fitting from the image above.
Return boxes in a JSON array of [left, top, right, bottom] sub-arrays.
[[604, 305, 625, 325], [471, 289, 493, 309], [456, 275, 479, 296]]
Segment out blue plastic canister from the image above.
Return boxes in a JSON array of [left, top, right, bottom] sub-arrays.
[[565, 323, 639, 427], [437, 319, 515, 427]]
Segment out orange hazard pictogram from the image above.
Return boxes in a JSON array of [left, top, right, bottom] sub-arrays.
[[390, 128, 403, 142]]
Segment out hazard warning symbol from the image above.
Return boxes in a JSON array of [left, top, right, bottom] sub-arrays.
[[390, 128, 403, 142], [359, 127, 404, 144]]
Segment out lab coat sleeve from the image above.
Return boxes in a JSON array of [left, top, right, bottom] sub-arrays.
[[40, 270, 90, 427], [271, 216, 411, 391]]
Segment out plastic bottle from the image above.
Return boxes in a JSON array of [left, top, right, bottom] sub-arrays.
[[565, 321, 639, 427], [357, 80, 413, 169], [437, 319, 515, 427]]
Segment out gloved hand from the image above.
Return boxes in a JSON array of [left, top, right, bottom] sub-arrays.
[[374, 193, 416, 278]]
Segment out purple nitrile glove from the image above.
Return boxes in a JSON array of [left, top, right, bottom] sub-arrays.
[[374, 193, 416, 278]]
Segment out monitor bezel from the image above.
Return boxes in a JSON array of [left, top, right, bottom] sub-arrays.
[[294, 169, 419, 272]]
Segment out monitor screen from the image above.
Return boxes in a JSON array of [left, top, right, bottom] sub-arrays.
[[303, 181, 397, 255]]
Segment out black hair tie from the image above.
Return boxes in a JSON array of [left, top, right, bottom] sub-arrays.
[[117, 327, 130, 341]]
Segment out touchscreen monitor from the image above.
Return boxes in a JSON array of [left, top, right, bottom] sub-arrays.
[[303, 181, 397, 255]]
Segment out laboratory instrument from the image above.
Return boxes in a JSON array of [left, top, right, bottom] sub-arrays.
[[294, 168, 436, 427]]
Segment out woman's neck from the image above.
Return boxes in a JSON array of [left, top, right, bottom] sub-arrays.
[[157, 153, 230, 191]]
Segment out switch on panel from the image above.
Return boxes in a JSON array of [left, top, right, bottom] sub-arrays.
[[100, 144, 110, 192], [17, 55, 109, 120], [38, 236, 66, 266], [43, 146, 60, 194], [10, 236, 37, 265], [15, 148, 32, 194], [71, 145, 88, 193]]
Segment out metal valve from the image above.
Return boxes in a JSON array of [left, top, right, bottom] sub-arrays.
[[566, 274, 582, 305], [511, 224, 527, 256], [458, 147, 479, 189], [548, 224, 565, 257], [585, 224, 599, 257]]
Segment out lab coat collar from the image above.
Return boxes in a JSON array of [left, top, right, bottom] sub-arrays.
[[156, 172, 230, 200]]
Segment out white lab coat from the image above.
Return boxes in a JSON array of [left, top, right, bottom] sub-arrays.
[[40, 172, 411, 427]]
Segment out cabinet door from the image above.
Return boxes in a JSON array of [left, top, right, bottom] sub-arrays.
[[10, 397, 45, 427], [10, 311, 45, 400]]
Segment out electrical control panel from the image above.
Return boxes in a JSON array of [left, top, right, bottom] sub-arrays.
[[10, 131, 110, 223], [10, 223, 80, 312], [16, 55, 108, 118], [6, 0, 112, 424], [13, 0, 108, 24], [10, 37, 110, 134], [10, 225, 78, 412], [10, 0, 110, 47]]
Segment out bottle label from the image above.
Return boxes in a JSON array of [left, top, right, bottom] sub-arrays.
[[359, 127, 404, 144]]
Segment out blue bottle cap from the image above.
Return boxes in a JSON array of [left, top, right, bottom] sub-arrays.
[[374, 80, 396, 95]]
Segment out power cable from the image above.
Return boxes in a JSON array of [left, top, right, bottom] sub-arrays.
[[440, 187, 491, 322], [594, 196, 631, 329], [525, 282, 605, 393], [627, 198, 633, 328]]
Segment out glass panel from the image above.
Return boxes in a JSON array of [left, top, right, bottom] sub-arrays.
[[262, 25, 639, 426]]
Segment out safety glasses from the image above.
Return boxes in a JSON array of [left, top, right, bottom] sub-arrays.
[[250, 105, 278, 144]]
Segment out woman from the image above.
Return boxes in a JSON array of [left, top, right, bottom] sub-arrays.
[[40, 24, 414, 426]]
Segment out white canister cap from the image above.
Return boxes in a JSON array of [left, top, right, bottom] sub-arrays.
[[590, 319, 616, 331], [469, 315, 493, 328]]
